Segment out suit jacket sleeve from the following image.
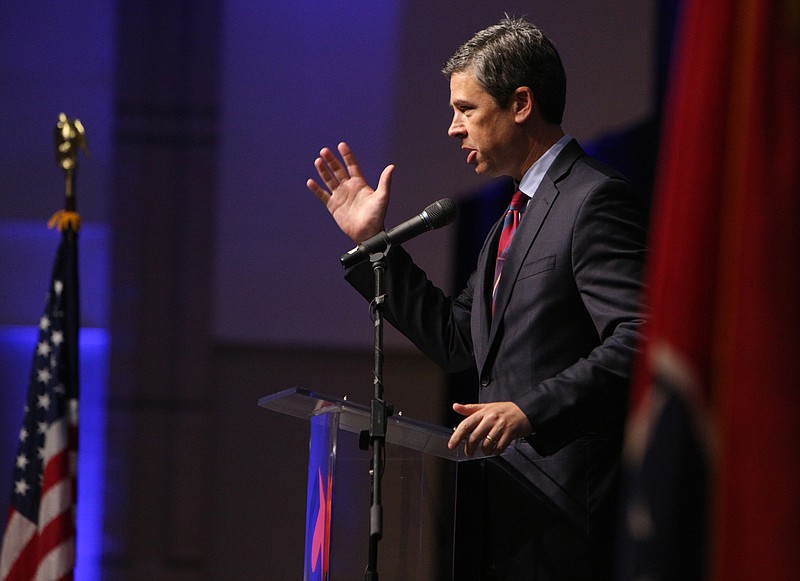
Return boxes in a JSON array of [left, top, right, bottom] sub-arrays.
[[344, 244, 478, 373]]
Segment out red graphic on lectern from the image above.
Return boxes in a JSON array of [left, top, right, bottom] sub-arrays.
[[310, 467, 332, 576]]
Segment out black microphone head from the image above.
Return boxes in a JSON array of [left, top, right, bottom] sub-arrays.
[[422, 198, 458, 230]]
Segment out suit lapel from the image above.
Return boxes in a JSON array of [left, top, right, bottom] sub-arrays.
[[484, 139, 584, 351], [472, 216, 503, 366]]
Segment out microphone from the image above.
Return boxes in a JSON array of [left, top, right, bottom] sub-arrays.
[[340, 198, 458, 268]]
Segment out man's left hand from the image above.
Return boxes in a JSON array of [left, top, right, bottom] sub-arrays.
[[448, 401, 533, 456]]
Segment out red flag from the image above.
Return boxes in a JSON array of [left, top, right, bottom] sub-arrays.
[[0, 227, 79, 581], [621, 0, 800, 579]]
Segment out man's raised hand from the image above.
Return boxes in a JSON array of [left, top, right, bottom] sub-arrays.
[[306, 142, 395, 243]]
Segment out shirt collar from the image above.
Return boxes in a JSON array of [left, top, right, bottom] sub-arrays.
[[517, 134, 573, 201]]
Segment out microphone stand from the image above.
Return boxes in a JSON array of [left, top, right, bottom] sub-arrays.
[[362, 246, 393, 581]]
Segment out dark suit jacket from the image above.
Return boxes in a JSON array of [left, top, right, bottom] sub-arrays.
[[347, 139, 648, 579]]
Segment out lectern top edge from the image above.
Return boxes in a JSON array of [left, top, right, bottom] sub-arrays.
[[258, 387, 504, 461]]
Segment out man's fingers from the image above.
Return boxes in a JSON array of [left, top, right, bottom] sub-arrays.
[[481, 430, 509, 455], [377, 164, 395, 195], [448, 402, 523, 456], [306, 178, 331, 205], [338, 142, 364, 179], [449, 414, 489, 456], [448, 415, 478, 450], [452, 402, 482, 416], [320, 147, 350, 183], [482, 432, 498, 453], [314, 155, 341, 192]]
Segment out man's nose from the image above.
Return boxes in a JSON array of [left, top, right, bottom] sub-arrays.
[[448, 113, 466, 139]]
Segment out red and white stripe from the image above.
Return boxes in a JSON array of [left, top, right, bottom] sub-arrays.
[[1, 405, 78, 581]]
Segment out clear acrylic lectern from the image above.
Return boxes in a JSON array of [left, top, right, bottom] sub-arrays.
[[258, 388, 496, 581]]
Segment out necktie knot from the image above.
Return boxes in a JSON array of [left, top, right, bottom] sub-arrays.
[[509, 189, 527, 212]]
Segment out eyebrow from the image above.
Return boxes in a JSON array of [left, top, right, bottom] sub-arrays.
[[450, 98, 475, 109]]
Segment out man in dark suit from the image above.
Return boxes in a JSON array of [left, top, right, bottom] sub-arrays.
[[306, 17, 647, 581]]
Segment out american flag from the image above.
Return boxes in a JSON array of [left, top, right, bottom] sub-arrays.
[[0, 228, 79, 581]]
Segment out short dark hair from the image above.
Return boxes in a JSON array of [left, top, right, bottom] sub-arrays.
[[442, 17, 567, 124]]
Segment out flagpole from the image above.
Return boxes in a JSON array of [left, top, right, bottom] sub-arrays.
[[50, 113, 87, 234]]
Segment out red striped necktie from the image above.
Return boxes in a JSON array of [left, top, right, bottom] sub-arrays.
[[492, 190, 528, 314]]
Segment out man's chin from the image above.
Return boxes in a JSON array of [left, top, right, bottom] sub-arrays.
[[473, 163, 499, 177], [472, 161, 489, 175]]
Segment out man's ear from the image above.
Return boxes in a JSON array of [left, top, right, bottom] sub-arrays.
[[513, 86, 535, 123]]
